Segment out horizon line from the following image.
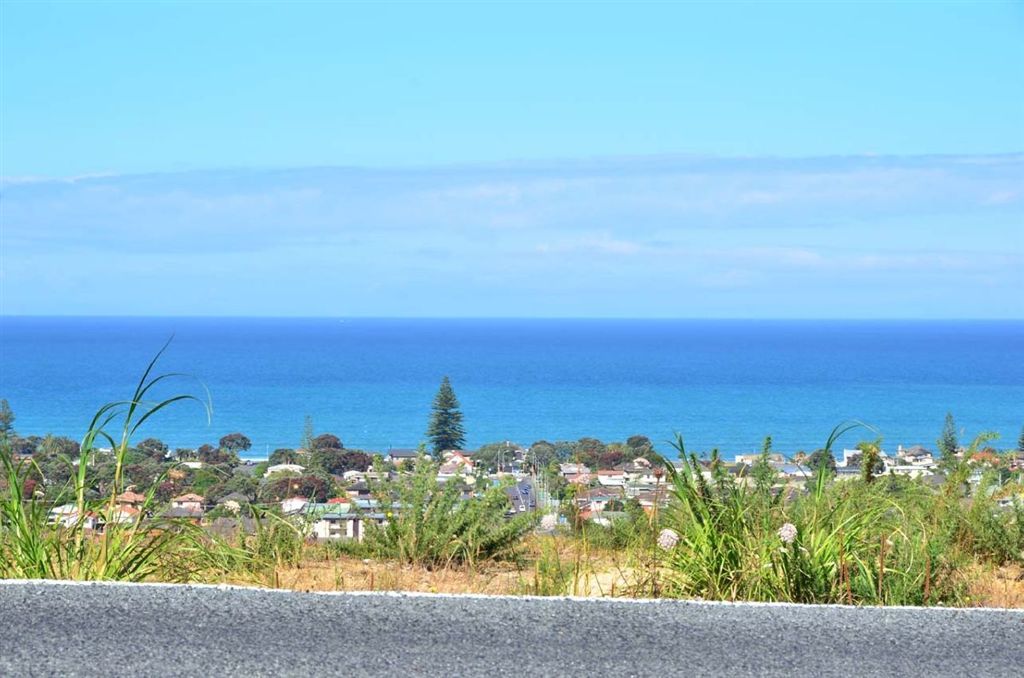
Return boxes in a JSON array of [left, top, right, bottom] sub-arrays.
[[3, 315, 1023, 322]]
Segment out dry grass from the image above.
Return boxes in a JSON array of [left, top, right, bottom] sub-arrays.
[[210, 536, 1024, 608], [216, 534, 649, 597], [969, 565, 1024, 608]]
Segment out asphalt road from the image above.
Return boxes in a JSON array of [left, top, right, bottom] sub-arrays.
[[2, 580, 1022, 677]]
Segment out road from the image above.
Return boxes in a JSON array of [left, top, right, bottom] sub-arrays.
[[2, 580, 1022, 676]]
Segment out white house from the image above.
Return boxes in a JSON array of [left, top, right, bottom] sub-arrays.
[[281, 497, 309, 515], [264, 463, 305, 478]]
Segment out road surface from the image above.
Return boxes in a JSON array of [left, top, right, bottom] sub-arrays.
[[2, 580, 1022, 676]]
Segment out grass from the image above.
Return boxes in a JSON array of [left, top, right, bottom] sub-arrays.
[[652, 424, 1024, 606], [0, 342, 244, 583]]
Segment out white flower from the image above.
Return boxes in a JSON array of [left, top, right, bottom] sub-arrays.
[[540, 513, 558, 531], [778, 522, 798, 544], [658, 528, 680, 551]]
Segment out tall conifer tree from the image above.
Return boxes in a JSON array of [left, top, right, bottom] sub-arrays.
[[427, 376, 466, 457], [937, 412, 959, 466]]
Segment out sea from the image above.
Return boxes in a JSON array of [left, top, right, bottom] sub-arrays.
[[1, 317, 1021, 459]]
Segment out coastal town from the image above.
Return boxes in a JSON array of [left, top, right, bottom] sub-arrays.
[[22, 432, 1024, 542]]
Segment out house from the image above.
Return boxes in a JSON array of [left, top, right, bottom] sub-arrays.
[[281, 496, 309, 515], [834, 466, 861, 482], [438, 453, 475, 481], [48, 503, 80, 527], [303, 503, 388, 542], [897, 445, 936, 466], [735, 453, 784, 465], [171, 493, 204, 512], [575, 487, 624, 516], [559, 463, 588, 476], [385, 448, 420, 465], [264, 463, 305, 478], [105, 505, 140, 526], [345, 481, 373, 499], [597, 469, 626, 487], [116, 490, 147, 508], [770, 462, 813, 480]]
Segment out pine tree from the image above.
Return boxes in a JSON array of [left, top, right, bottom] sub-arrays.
[[0, 399, 14, 440], [937, 412, 959, 466], [1018, 425, 1024, 453], [426, 376, 466, 458]]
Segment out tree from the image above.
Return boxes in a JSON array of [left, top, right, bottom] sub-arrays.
[[574, 437, 606, 469], [475, 442, 518, 473], [301, 415, 314, 451], [762, 435, 773, 455], [806, 449, 836, 476], [625, 435, 656, 461], [527, 441, 558, 471], [259, 474, 332, 502], [197, 443, 238, 467], [426, 376, 465, 457], [310, 448, 372, 476], [219, 432, 252, 455], [0, 399, 15, 440], [137, 437, 169, 461], [310, 433, 343, 452], [37, 434, 79, 459], [269, 448, 300, 465], [938, 412, 959, 467], [1017, 425, 1024, 453]]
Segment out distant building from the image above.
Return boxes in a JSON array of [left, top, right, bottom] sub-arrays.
[[264, 463, 305, 478]]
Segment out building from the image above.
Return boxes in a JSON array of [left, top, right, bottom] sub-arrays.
[[264, 463, 305, 478], [171, 493, 204, 512]]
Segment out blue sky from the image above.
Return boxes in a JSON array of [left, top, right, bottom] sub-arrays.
[[1, 2, 1022, 317]]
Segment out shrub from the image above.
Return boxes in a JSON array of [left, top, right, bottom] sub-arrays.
[[366, 460, 535, 568]]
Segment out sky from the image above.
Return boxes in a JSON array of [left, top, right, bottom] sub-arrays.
[[1, 1, 1022, 318]]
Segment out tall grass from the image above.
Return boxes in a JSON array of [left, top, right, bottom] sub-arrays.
[[366, 459, 536, 568], [0, 342, 232, 582], [654, 422, 1023, 605]]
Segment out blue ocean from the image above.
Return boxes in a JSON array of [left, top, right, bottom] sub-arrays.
[[1, 317, 1021, 458]]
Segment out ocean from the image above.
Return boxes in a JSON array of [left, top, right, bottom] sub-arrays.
[[1, 317, 1021, 459]]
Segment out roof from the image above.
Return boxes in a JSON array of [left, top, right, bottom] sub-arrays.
[[116, 491, 147, 503], [386, 449, 419, 458], [172, 493, 204, 503], [164, 507, 204, 519]]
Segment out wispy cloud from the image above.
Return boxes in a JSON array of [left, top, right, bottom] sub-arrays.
[[2, 154, 1021, 317]]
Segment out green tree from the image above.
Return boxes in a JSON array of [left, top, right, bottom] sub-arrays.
[[938, 412, 959, 467], [806, 449, 836, 476], [426, 376, 465, 457], [269, 448, 300, 465], [301, 415, 314, 451], [0, 399, 15, 440], [219, 432, 252, 455], [762, 435, 773, 455], [1017, 425, 1024, 453], [856, 439, 883, 483], [527, 440, 558, 471], [310, 433, 343, 452], [136, 437, 169, 461]]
